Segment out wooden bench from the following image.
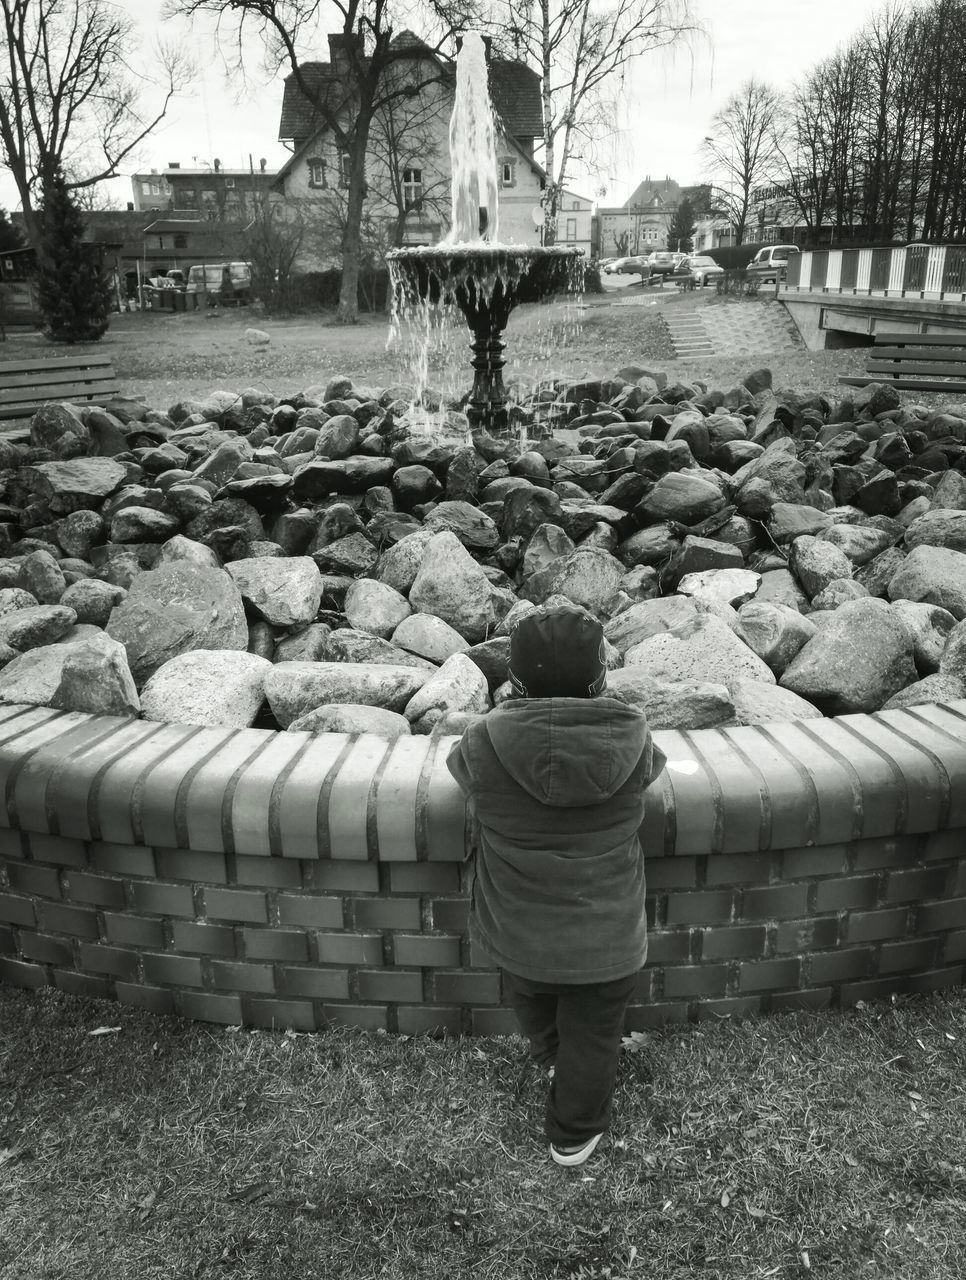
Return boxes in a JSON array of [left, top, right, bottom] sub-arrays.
[[839, 332, 966, 393], [0, 354, 120, 422]]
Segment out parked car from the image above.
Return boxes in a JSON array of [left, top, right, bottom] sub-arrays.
[[186, 261, 252, 304], [745, 244, 800, 283], [598, 257, 617, 271], [687, 255, 725, 286], [608, 255, 651, 281], [646, 251, 679, 277]]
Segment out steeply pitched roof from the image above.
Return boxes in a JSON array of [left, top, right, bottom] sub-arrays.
[[625, 177, 684, 209], [488, 60, 543, 141]]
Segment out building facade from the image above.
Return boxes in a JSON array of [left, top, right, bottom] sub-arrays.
[[131, 162, 277, 222]]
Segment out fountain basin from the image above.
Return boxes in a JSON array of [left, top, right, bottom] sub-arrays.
[[386, 244, 584, 318]]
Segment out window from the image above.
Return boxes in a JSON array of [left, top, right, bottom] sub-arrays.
[[307, 157, 325, 188], [402, 168, 423, 211], [500, 160, 516, 187], [180, 189, 197, 208], [571, 200, 580, 211], [173, 234, 187, 249], [565, 218, 577, 241], [225, 177, 235, 189]]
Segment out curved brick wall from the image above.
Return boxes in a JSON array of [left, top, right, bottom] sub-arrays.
[[1, 699, 965, 1032]]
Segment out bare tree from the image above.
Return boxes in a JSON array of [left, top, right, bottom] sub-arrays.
[[0, 0, 191, 247], [243, 194, 308, 308], [702, 78, 782, 246], [487, 0, 697, 244]]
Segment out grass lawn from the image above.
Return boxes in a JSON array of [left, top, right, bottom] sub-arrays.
[[2, 984, 966, 1278]]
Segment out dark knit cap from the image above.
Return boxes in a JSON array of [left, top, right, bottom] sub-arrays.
[[508, 604, 607, 698]]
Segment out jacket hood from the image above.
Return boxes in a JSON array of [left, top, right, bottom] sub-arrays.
[[483, 696, 650, 808]]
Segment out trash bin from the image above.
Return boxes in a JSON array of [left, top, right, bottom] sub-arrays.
[[173, 290, 186, 311]]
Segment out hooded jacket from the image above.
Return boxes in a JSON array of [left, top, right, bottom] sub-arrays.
[[446, 696, 666, 983]]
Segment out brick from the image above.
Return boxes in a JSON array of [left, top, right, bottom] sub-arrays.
[[944, 931, 966, 963], [840, 975, 920, 1006], [694, 995, 762, 1020], [116, 982, 177, 1016], [392, 934, 461, 967], [879, 938, 941, 974], [63, 872, 126, 909], [901, 966, 964, 994], [7, 863, 61, 899], [751, 721, 857, 846], [242, 928, 308, 963], [204, 888, 267, 924], [130, 882, 195, 918], [847, 908, 909, 944], [776, 917, 840, 953], [471, 1008, 520, 1035], [316, 932, 384, 966], [46, 718, 164, 842], [770, 987, 833, 1012], [431, 899, 469, 932], [327, 736, 392, 861], [665, 890, 733, 926], [171, 921, 237, 957], [25, 834, 86, 867], [53, 969, 111, 998], [468, 939, 496, 969], [796, 719, 904, 841], [156, 849, 228, 884], [663, 964, 729, 999], [808, 947, 875, 983], [88, 842, 156, 877], [705, 853, 773, 886], [396, 1005, 463, 1035], [632, 970, 654, 1001], [209, 960, 275, 994], [142, 953, 205, 987], [781, 845, 849, 878], [918, 898, 966, 933], [645, 930, 691, 963], [423, 737, 467, 862], [0, 830, 25, 859], [40, 902, 99, 939], [224, 734, 308, 857], [18, 933, 73, 966], [306, 862, 379, 893], [0, 924, 14, 953], [176, 990, 242, 1024], [352, 897, 421, 930], [142, 725, 240, 851], [242, 997, 317, 1032], [103, 913, 165, 950], [234, 856, 303, 889], [278, 966, 350, 1001], [356, 969, 424, 1002], [387, 864, 460, 894], [922, 829, 966, 862], [374, 736, 434, 863], [0, 893, 35, 927], [625, 1001, 690, 1028], [274, 735, 349, 860], [321, 1003, 389, 1031], [78, 943, 140, 980], [814, 876, 878, 913], [433, 971, 501, 1005], [884, 867, 950, 904], [853, 835, 922, 871], [276, 895, 343, 929], [741, 884, 809, 921], [0, 956, 48, 988], [739, 958, 801, 992], [645, 857, 698, 890], [701, 926, 767, 961]]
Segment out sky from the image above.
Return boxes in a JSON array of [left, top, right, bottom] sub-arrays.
[[0, 0, 888, 215]]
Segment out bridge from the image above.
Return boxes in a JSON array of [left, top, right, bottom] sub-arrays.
[[778, 244, 966, 350]]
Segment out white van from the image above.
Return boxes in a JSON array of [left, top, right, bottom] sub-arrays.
[[186, 262, 252, 303], [746, 244, 800, 284]]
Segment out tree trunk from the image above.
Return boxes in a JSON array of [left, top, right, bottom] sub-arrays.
[[336, 140, 370, 325]]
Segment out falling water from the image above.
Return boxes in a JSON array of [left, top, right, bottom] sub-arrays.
[[447, 32, 500, 244]]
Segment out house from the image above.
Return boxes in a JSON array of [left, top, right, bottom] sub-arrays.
[[595, 176, 684, 256], [131, 161, 278, 221], [554, 189, 593, 256], [273, 31, 550, 268]]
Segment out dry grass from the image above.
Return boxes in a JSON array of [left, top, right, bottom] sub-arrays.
[[2, 984, 966, 1279]]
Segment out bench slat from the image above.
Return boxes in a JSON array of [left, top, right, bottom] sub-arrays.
[[839, 375, 966, 391], [0, 355, 114, 375], [870, 347, 966, 363], [0, 385, 120, 419], [0, 379, 119, 405], [864, 360, 966, 379], [0, 368, 119, 392], [871, 333, 966, 347]]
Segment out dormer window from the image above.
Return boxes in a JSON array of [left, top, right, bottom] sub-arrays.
[[402, 167, 423, 211], [307, 157, 325, 188], [500, 160, 516, 188]]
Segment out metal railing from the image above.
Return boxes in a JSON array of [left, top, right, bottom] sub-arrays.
[[783, 244, 966, 301]]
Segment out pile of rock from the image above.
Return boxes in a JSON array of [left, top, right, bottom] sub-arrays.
[[1, 367, 965, 737]]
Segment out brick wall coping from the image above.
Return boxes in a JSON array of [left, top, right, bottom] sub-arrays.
[[0, 700, 964, 860]]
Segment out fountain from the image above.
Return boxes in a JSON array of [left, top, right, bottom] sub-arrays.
[[386, 33, 584, 438]]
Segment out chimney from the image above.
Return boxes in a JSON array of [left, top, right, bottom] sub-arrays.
[[328, 32, 363, 67], [126, 202, 134, 211], [213, 158, 221, 172], [168, 162, 180, 169], [259, 158, 267, 172]]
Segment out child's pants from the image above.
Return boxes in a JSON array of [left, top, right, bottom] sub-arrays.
[[502, 969, 638, 1146]]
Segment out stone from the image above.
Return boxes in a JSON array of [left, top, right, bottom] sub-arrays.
[[324, 629, 435, 670], [637, 472, 726, 524], [110, 506, 180, 544], [525, 547, 625, 616], [728, 680, 824, 725], [624, 613, 776, 686], [670, 535, 745, 581], [755, 567, 810, 613], [603, 595, 698, 654], [809, 579, 871, 611], [272, 623, 331, 664], [55, 579, 121, 629], [789, 535, 853, 599], [677, 568, 761, 608], [264, 661, 430, 727], [734, 601, 818, 675], [29, 403, 90, 457], [106, 562, 249, 685], [780, 597, 916, 713], [855, 546, 907, 598], [314, 415, 360, 459], [731, 440, 807, 516], [891, 601, 957, 674], [56, 510, 104, 559], [158, 535, 221, 570], [0, 588, 38, 618], [888, 545, 966, 620], [343, 578, 411, 639], [409, 532, 496, 643], [880, 673, 966, 711], [423, 500, 500, 550], [403, 652, 491, 733], [820, 523, 895, 566], [0, 604, 77, 652], [50, 633, 139, 718], [930, 470, 966, 510], [192, 438, 253, 488], [605, 668, 735, 730], [312, 532, 378, 576], [140, 651, 272, 727], [17, 550, 66, 605], [903, 509, 966, 553], [372, 529, 434, 595], [391, 612, 470, 664], [939, 618, 966, 684], [287, 703, 411, 738], [522, 523, 576, 579], [617, 524, 680, 568], [225, 556, 322, 627], [24, 458, 127, 513]]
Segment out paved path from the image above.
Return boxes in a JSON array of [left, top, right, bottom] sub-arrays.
[[659, 291, 807, 358]]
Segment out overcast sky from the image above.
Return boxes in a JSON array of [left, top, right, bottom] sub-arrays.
[[0, 0, 888, 214]]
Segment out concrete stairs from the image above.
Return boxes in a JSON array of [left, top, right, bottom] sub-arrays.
[[662, 309, 715, 357]]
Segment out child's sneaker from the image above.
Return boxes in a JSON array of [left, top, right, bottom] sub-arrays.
[[550, 1132, 602, 1166]]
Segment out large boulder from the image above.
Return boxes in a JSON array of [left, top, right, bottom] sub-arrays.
[[780, 597, 916, 713], [391, 612, 470, 664], [287, 703, 411, 738], [23, 458, 128, 513], [106, 562, 249, 686], [891, 601, 957, 674], [50, 633, 139, 718], [624, 614, 776, 687], [343, 578, 411, 639], [0, 604, 77, 652], [265, 660, 430, 727], [403, 652, 491, 733], [603, 596, 698, 654], [604, 668, 735, 730], [734, 601, 817, 675], [408, 531, 495, 642], [140, 650, 271, 727], [789, 535, 853, 599], [728, 680, 824, 725], [903, 509, 966, 553], [225, 555, 322, 627], [887, 545, 966, 620], [637, 472, 726, 524]]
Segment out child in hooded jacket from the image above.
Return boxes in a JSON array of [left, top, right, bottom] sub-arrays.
[[446, 602, 666, 1166]]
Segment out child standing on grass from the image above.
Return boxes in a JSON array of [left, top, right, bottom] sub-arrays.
[[446, 603, 666, 1166]]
